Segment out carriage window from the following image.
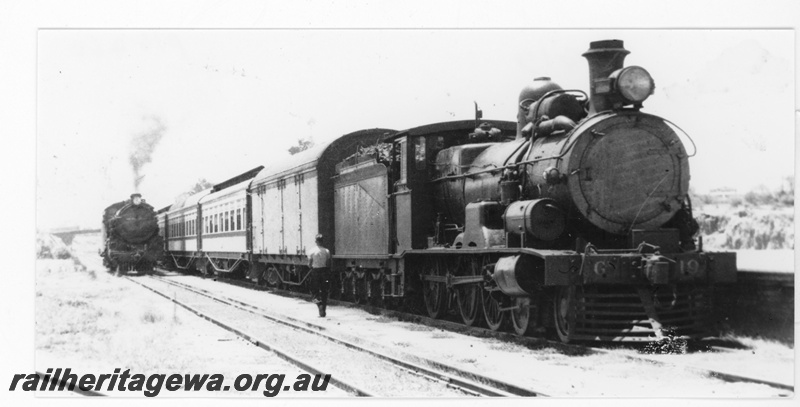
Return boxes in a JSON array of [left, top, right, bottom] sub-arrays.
[[415, 136, 426, 170], [223, 211, 228, 231], [236, 209, 241, 230], [230, 211, 235, 231], [214, 214, 219, 233]]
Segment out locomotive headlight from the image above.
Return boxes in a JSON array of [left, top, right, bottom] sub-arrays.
[[614, 66, 654, 104]]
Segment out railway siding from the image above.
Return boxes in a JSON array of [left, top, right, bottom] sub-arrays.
[[152, 273, 792, 397]]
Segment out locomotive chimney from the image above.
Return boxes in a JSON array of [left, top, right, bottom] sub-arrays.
[[582, 39, 630, 114]]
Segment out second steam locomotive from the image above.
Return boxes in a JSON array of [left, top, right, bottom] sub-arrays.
[[153, 39, 736, 343], [101, 193, 162, 275]]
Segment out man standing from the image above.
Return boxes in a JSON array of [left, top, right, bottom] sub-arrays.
[[308, 234, 332, 317]]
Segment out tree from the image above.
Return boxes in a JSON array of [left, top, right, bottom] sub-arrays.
[[188, 178, 214, 194], [288, 138, 314, 155], [778, 175, 794, 206]]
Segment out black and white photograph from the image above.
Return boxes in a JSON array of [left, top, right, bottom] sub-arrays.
[[2, 0, 797, 404]]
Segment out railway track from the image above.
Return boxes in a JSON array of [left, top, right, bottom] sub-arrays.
[[150, 269, 793, 395], [125, 275, 543, 397], [123, 276, 375, 396]]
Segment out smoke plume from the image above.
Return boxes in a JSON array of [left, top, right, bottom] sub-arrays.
[[129, 116, 167, 191]]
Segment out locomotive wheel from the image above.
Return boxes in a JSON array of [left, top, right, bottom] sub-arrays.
[[456, 285, 481, 326], [554, 286, 576, 343], [423, 280, 446, 319], [481, 288, 505, 331], [422, 259, 447, 319], [510, 297, 534, 336], [455, 258, 482, 326]]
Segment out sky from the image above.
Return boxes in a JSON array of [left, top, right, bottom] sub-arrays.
[[36, 28, 794, 230], [3, 2, 799, 407]]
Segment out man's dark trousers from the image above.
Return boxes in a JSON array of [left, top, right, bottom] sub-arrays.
[[309, 267, 330, 316]]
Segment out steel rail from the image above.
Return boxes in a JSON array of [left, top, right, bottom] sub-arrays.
[[155, 269, 793, 395], [148, 274, 543, 397], [587, 346, 795, 392], [123, 276, 377, 397]]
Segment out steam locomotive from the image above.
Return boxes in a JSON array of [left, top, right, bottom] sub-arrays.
[[156, 39, 736, 342], [101, 193, 162, 275]]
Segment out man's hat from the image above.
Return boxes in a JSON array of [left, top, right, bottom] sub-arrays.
[[315, 234, 324, 242]]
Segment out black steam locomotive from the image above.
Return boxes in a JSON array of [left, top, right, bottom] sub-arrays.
[[157, 39, 736, 342], [101, 193, 162, 275]]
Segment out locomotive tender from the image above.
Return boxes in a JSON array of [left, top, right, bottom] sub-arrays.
[[157, 39, 736, 342], [101, 193, 162, 274]]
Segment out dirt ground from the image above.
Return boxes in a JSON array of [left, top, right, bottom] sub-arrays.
[[34, 233, 795, 398], [35, 252, 347, 397]]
